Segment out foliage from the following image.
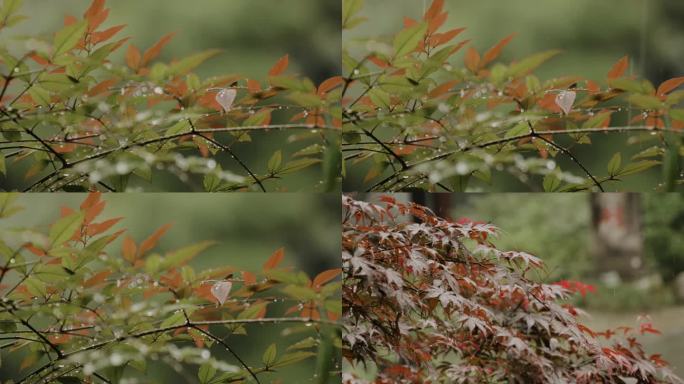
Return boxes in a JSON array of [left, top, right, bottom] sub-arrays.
[[0, 192, 342, 383], [644, 194, 684, 282], [342, 0, 684, 192], [342, 195, 682, 383], [0, 0, 341, 192]]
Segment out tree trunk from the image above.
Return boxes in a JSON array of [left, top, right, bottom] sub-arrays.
[[590, 193, 645, 282]]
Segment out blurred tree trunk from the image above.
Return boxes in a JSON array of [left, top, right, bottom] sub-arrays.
[[590, 193, 645, 282]]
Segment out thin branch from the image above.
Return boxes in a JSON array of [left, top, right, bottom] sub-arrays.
[[192, 325, 262, 384], [534, 135, 605, 192]]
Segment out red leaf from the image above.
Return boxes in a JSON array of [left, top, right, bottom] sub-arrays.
[[122, 236, 137, 263], [87, 78, 119, 97], [247, 79, 261, 94], [86, 217, 122, 236], [80, 192, 101, 211], [83, 0, 106, 21], [64, 15, 78, 26], [268, 55, 289, 76], [607, 55, 629, 79], [482, 33, 516, 66], [464, 47, 480, 73], [424, 0, 444, 21], [142, 32, 176, 67], [138, 223, 173, 257], [657, 76, 684, 96], [403, 17, 418, 28], [84, 269, 112, 288], [263, 247, 285, 270], [125, 44, 141, 70], [318, 76, 344, 95], [428, 79, 460, 98], [91, 24, 126, 45], [312, 268, 341, 289], [243, 271, 257, 285]]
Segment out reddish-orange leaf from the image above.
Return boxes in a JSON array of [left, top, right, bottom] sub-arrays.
[[268, 55, 289, 77], [122, 236, 137, 263], [243, 271, 257, 285], [368, 55, 389, 68], [87, 8, 109, 32], [427, 11, 448, 34], [247, 79, 261, 94], [84, 0, 105, 20], [464, 47, 480, 72], [29, 54, 50, 66], [403, 17, 418, 28], [61, 205, 76, 218], [428, 79, 460, 98], [87, 217, 122, 237], [318, 76, 344, 95], [109, 37, 131, 53], [125, 44, 142, 70], [142, 32, 176, 67], [84, 269, 112, 288], [657, 76, 684, 96], [607, 55, 629, 79], [255, 304, 267, 319], [91, 24, 126, 45], [87, 78, 119, 97], [139, 223, 173, 257], [424, 0, 444, 20], [64, 15, 78, 26], [312, 268, 342, 289], [24, 244, 46, 257], [429, 27, 465, 47], [482, 33, 516, 66], [80, 192, 101, 211], [263, 247, 285, 270]]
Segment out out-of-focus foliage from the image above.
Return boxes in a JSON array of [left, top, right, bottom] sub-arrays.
[[644, 194, 684, 282], [0, 0, 342, 192], [342, 0, 684, 192], [342, 195, 682, 383], [0, 192, 342, 383]]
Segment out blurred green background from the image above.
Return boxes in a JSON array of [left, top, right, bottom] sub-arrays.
[[1, 0, 341, 192], [363, 192, 684, 376], [0, 193, 340, 382], [345, 0, 684, 191]]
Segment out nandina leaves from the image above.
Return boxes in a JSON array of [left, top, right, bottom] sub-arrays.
[[125, 44, 142, 69], [142, 32, 175, 66], [263, 247, 285, 270], [268, 54, 289, 76], [342, 196, 682, 384], [608, 55, 630, 79]]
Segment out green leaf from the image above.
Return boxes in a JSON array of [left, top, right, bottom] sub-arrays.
[[52, 20, 87, 58], [669, 109, 684, 122], [28, 85, 51, 107], [268, 150, 283, 173], [0, 154, 5, 175], [163, 241, 215, 268], [286, 92, 324, 108], [271, 351, 316, 369], [342, 0, 365, 29], [281, 158, 321, 174], [198, 363, 217, 384], [608, 78, 644, 93], [262, 343, 277, 367], [508, 50, 561, 77], [237, 302, 267, 320], [287, 337, 318, 351], [542, 173, 561, 192], [49, 211, 84, 248], [393, 23, 428, 58], [368, 88, 391, 108], [607, 153, 622, 175], [169, 49, 221, 76], [618, 160, 660, 177], [627, 94, 663, 110], [24, 276, 46, 297], [281, 285, 318, 301], [160, 311, 186, 329], [0, 0, 23, 23]]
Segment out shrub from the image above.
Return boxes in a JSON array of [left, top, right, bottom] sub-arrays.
[[342, 0, 684, 192], [0, 0, 341, 192], [0, 192, 341, 383], [342, 195, 682, 383]]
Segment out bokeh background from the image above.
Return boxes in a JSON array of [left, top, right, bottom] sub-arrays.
[[360, 192, 684, 376], [1, 0, 341, 192], [345, 0, 684, 191], [0, 193, 340, 382]]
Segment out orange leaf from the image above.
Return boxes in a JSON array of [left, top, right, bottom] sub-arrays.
[[607, 55, 629, 79], [139, 223, 173, 256], [403, 17, 418, 28], [429, 27, 465, 47], [657, 76, 684, 96], [84, 200, 105, 224], [29, 54, 50, 66], [125, 44, 141, 70], [263, 247, 285, 270], [268, 55, 289, 76], [247, 79, 261, 94], [24, 244, 46, 257], [428, 79, 460, 98], [61, 206, 75, 218], [318, 76, 344, 95], [122, 236, 137, 263], [91, 24, 126, 45], [84, 0, 106, 21], [84, 269, 112, 288], [312, 268, 342, 289], [427, 12, 448, 34], [64, 15, 78, 26], [464, 47, 480, 73], [482, 33, 516, 66], [142, 32, 176, 67], [80, 192, 101, 211], [424, 0, 444, 20], [87, 217, 122, 237], [88, 78, 119, 97], [243, 271, 257, 285]]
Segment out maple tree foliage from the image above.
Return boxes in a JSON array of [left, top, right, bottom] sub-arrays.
[[0, 193, 341, 383], [342, 195, 683, 383], [342, 0, 684, 192], [0, 0, 341, 192]]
